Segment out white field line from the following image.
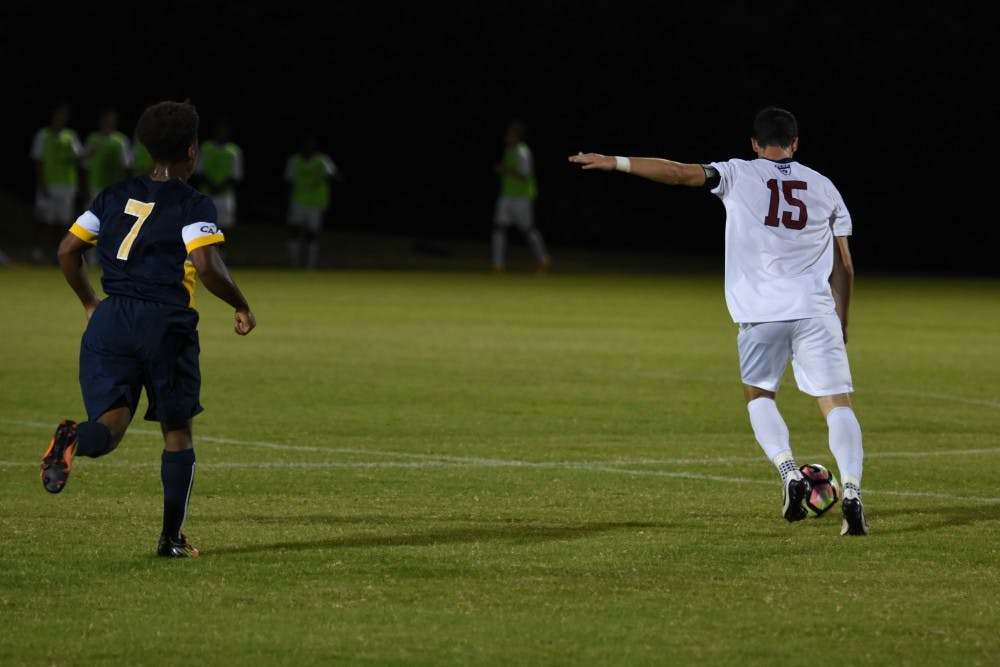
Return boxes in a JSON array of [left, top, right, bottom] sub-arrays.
[[878, 390, 1000, 410], [3, 418, 997, 466], [0, 458, 997, 504], [3, 419, 1000, 504]]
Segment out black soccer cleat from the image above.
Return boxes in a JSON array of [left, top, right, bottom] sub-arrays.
[[840, 497, 869, 536], [158, 533, 200, 558], [40, 420, 78, 494], [782, 476, 809, 522]]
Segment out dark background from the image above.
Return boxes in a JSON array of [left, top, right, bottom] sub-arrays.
[[2, 1, 996, 273]]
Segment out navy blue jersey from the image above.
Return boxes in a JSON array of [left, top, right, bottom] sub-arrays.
[[69, 176, 224, 309]]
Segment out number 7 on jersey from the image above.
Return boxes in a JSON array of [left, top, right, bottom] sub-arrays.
[[117, 199, 156, 260]]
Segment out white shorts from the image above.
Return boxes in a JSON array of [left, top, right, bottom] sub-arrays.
[[35, 185, 77, 225], [287, 204, 324, 233], [212, 193, 237, 228], [494, 196, 534, 230], [737, 314, 853, 397]]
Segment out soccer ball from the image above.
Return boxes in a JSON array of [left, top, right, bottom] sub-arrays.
[[799, 464, 840, 517]]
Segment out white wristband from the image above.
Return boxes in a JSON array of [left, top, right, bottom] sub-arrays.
[[615, 156, 631, 173]]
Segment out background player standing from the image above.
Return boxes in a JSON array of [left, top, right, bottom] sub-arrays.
[[570, 106, 867, 536], [285, 135, 338, 269], [132, 137, 154, 176], [492, 120, 550, 273], [195, 118, 244, 231], [84, 108, 133, 204], [39, 101, 257, 557], [30, 104, 83, 264], [83, 108, 133, 266]]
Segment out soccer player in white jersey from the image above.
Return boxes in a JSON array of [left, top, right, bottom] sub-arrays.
[[570, 107, 867, 536]]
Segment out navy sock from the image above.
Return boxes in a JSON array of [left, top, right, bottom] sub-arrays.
[[161, 449, 196, 541], [75, 421, 113, 457]]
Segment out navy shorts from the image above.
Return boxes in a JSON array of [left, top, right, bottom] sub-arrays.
[[79, 296, 203, 423]]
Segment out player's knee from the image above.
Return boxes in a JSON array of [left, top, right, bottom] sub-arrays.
[[743, 384, 776, 403], [161, 420, 194, 451]]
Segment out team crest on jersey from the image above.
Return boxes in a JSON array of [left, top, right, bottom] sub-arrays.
[[776, 163, 792, 176]]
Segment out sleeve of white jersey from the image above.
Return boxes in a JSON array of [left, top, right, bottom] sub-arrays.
[[120, 135, 134, 168], [232, 146, 244, 181], [70, 131, 84, 157], [517, 145, 533, 177], [321, 155, 337, 178], [30, 130, 45, 160], [708, 160, 735, 198], [829, 184, 852, 237], [82, 134, 96, 168]]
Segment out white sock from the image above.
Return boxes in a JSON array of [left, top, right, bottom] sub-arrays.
[[524, 228, 549, 263], [305, 240, 319, 270], [747, 398, 798, 480], [491, 228, 506, 268], [827, 406, 863, 498], [287, 239, 302, 267]]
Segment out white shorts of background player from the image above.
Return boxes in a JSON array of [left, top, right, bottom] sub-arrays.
[[211, 192, 237, 229], [35, 185, 77, 225], [494, 196, 534, 230], [287, 204, 324, 233], [737, 313, 853, 397]]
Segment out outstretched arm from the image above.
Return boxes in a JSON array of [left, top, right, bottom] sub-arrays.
[[569, 152, 707, 187], [830, 236, 854, 343], [58, 233, 100, 319], [189, 244, 256, 335]]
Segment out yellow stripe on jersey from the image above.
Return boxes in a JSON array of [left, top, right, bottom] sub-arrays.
[[68, 222, 98, 245], [185, 233, 226, 253], [182, 259, 197, 309]]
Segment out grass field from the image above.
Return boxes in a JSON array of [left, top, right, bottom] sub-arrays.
[[1, 266, 998, 665]]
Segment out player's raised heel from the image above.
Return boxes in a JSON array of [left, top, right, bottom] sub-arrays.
[[157, 533, 200, 558], [840, 497, 869, 536], [782, 476, 809, 522], [40, 420, 78, 494]]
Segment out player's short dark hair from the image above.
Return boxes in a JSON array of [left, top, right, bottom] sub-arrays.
[[508, 119, 527, 139], [752, 106, 798, 149], [136, 101, 199, 163]]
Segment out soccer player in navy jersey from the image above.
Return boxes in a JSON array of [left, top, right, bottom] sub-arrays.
[[40, 101, 256, 557]]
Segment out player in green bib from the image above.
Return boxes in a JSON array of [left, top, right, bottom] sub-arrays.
[[133, 139, 154, 176], [31, 104, 83, 264], [195, 119, 244, 229], [285, 136, 339, 269], [492, 120, 550, 272], [84, 108, 133, 204]]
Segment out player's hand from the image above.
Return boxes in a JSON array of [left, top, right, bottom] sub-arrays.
[[569, 152, 616, 171], [235, 307, 256, 336], [85, 300, 100, 321]]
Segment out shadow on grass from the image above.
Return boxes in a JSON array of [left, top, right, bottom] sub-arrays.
[[206, 520, 667, 557], [869, 503, 1000, 534]]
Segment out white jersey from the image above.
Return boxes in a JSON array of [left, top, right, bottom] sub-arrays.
[[709, 158, 852, 323]]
